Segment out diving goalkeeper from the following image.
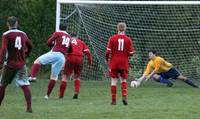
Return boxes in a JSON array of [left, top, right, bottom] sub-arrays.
[[136, 50, 198, 88]]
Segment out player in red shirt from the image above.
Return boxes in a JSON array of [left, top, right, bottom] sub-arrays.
[[0, 16, 33, 112], [106, 22, 134, 105], [59, 32, 92, 99], [28, 24, 72, 99]]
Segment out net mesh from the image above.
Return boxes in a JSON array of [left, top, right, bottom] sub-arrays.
[[59, 3, 200, 81]]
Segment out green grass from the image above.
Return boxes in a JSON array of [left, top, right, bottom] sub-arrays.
[[0, 79, 200, 119]]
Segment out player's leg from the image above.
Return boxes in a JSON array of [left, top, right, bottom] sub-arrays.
[[45, 52, 65, 99], [109, 69, 118, 105], [177, 75, 198, 88], [59, 59, 73, 98], [0, 66, 17, 106], [29, 58, 41, 82], [153, 74, 173, 87], [120, 70, 128, 105], [59, 71, 71, 98], [168, 68, 198, 88], [73, 74, 80, 99], [111, 78, 117, 105], [59, 74, 67, 98], [0, 84, 7, 106], [15, 65, 32, 113], [29, 51, 55, 82], [72, 60, 83, 99]]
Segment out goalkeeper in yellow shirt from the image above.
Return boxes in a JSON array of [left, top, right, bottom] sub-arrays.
[[137, 50, 198, 88]]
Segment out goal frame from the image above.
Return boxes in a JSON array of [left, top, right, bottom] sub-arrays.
[[56, 0, 200, 31], [55, 0, 200, 79]]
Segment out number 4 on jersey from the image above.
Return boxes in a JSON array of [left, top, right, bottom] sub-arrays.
[[71, 39, 77, 45], [15, 36, 22, 50]]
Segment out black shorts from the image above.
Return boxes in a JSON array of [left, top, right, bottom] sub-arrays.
[[0, 66, 18, 85], [158, 67, 180, 79], [0, 65, 29, 86]]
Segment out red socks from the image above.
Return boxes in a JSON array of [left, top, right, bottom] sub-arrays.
[[111, 82, 127, 103], [59, 81, 67, 98], [31, 63, 40, 77], [59, 79, 80, 98], [0, 85, 7, 106], [121, 82, 127, 98], [47, 80, 56, 96], [21, 85, 32, 110], [111, 85, 116, 103], [74, 79, 80, 94]]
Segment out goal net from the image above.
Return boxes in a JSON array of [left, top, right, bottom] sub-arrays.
[[56, 0, 200, 81]]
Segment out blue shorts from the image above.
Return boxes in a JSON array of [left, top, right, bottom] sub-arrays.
[[158, 67, 180, 79], [38, 51, 65, 79]]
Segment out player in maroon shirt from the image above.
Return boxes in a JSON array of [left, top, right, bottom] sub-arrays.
[[106, 22, 134, 105], [0, 16, 33, 112], [59, 32, 92, 99], [29, 24, 72, 99]]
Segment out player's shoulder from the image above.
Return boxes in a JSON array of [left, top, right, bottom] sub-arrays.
[[155, 56, 165, 62], [148, 60, 153, 64], [76, 38, 82, 42], [111, 34, 130, 39], [123, 34, 132, 40], [156, 56, 163, 60], [3, 29, 26, 36], [55, 30, 69, 35], [77, 39, 88, 46], [147, 60, 154, 67], [108, 34, 118, 42], [109, 34, 118, 39]]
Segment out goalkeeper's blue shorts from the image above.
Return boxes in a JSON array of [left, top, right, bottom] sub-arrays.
[[158, 67, 180, 79]]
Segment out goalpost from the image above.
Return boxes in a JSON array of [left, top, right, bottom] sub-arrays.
[[56, 0, 200, 81]]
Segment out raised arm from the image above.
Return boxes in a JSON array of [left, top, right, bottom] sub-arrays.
[[137, 62, 153, 82], [47, 32, 58, 47]]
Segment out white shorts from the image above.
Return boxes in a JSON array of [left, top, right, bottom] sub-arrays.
[[14, 65, 30, 87], [38, 51, 65, 80]]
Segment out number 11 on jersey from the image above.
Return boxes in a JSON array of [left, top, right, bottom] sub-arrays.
[[118, 38, 124, 51]]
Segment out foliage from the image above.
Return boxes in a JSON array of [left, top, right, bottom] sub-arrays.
[[1, 2, 200, 79], [0, 0, 56, 65]]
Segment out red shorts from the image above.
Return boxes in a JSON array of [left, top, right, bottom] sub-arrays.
[[64, 56, 83, 77], [109, 69, 128, 79]]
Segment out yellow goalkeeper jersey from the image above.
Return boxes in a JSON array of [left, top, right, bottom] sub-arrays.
[[144, 56, 173, 76]]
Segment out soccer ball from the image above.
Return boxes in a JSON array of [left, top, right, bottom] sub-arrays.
[[130, 80, 140, 88]]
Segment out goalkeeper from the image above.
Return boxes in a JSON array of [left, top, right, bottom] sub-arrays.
[[137, 50, 198, 88]]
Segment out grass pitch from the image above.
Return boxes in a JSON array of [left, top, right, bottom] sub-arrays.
[[0, 79, 200, 119]]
